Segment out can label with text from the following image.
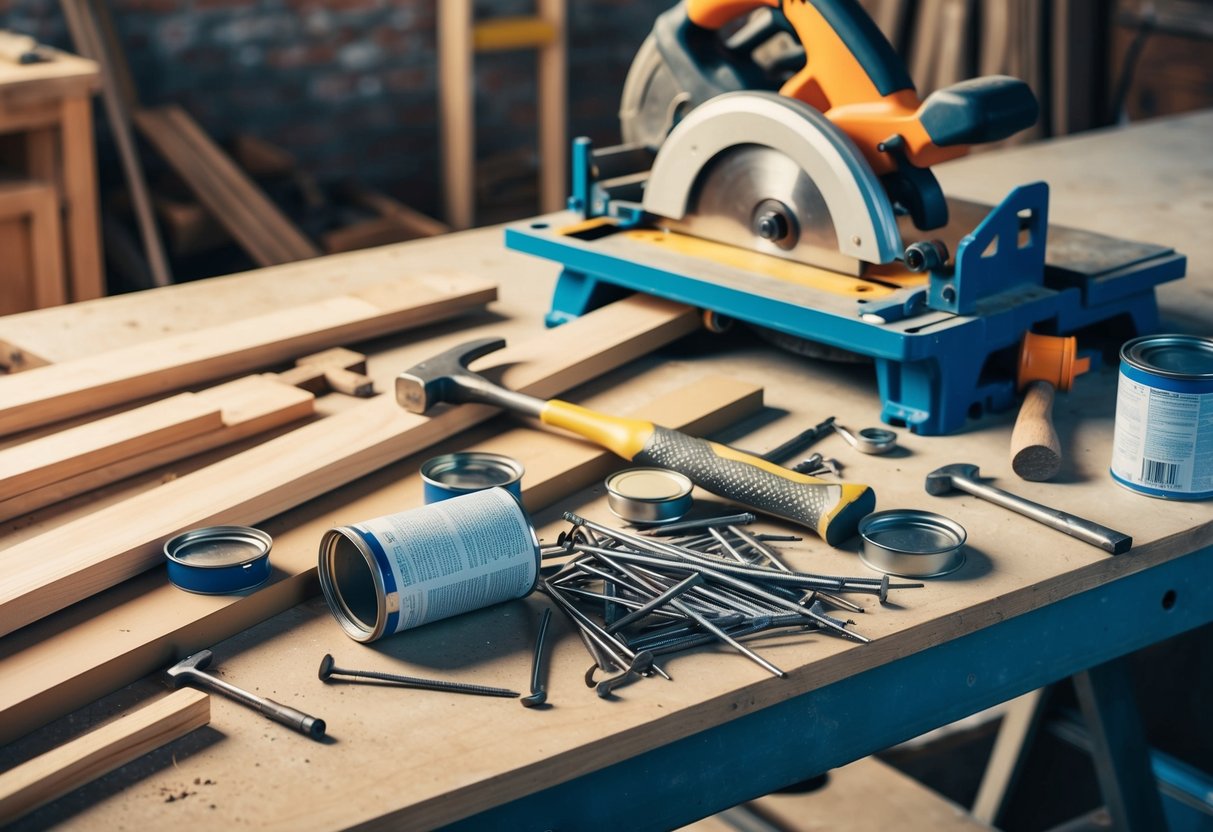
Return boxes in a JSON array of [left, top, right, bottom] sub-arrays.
[[1110, 334, 1213, 500], [318, 487, 540, 642]]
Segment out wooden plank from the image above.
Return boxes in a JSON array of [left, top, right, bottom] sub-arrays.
[[0, 364, 756, 744], [341, 184, 451, 238], [0, 689, 209, 825], [134, 105, 319, 266], [0, 376, 314, 523], [25, 179, 67, 309], [537, 0, 567, 214], [0, 273, 495, 437], [439, 0, 474, 229], [0, 393, 225, 502], [58, 94, 104, 301], [0, 295, 697, 638], [59, 0, 170, 287]]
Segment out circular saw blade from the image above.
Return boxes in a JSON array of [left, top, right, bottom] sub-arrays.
[[660, 144, 862, 275]]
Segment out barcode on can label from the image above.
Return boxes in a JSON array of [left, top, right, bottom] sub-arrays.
[[1111, 373, 1213, 496]]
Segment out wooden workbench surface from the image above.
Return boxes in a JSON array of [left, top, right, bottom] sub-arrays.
[[0, 112, 1210, 830]]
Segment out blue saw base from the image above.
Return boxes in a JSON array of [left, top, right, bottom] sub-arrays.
[[506, 189, 1185, 436]]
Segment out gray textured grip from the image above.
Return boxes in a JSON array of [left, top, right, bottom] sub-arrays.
[[635, 426, 844, 536]]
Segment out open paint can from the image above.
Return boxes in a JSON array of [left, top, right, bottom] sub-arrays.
[[420, 451, 524, 503], [317, 487, 540, 642]]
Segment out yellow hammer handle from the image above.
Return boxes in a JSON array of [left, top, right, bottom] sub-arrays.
[[541, 400, 874, 545]]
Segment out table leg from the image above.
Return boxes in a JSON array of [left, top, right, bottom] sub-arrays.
[[59, 95, 104, 302]]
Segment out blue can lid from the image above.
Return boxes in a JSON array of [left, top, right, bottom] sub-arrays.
[[164, 525, 273, 594]]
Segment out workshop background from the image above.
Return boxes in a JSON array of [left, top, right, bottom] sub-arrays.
[[2, 0, 1211, 292], [1, 0, 1212, 829]]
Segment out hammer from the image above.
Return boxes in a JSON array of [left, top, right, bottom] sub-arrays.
[[925, 463, 1131, 554], [397, 338, 875, 545], [166, 650, 327, 740]]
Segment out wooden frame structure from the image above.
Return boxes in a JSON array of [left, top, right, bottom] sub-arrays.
[[439, 0, 567, 229]]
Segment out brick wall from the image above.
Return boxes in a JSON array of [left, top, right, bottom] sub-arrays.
[[2, 0, 658, 221]]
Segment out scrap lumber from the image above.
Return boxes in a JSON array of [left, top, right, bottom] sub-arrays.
[[0, 376, 314, 523], [134, 105, 320, 266], [274, 347, 373, 397], [0, 366, 759, 744], [0, 393, 224, 502], [0, 295, 698, 638], [0, 689, 210, 824], [0, 273, 495, 438]]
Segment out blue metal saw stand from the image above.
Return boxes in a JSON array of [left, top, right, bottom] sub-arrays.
[[506, 139, 1185, 435]]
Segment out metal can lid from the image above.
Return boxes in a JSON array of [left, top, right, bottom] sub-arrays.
[[859, 509, 966, 555], [605, 467, 693, 502], [858, 509, 967, 579], [420, 452, 524, 492], [164, 525, 273, 594], [1121, 334, 1213, 380]]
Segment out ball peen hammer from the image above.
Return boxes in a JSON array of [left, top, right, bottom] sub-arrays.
[[396, 337, 875, 545]]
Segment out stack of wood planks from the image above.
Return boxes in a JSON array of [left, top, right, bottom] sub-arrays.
[[0, 283, 786, 775]]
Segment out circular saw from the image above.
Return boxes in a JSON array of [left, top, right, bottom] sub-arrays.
[[623, 0, 1040, 275]]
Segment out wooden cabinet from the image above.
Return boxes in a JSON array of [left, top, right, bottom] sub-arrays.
[[0, 47, 102, 314]]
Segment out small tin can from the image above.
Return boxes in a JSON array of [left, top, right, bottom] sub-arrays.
[[164, 525, 273, 594], [1111, 334, 1213, 500], [317, 487, 540, 642], [420, 452, 524, 503], [604, 467, 694, 524]]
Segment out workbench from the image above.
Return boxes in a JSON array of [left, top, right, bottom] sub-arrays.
[[0, 112, 1210, 831]]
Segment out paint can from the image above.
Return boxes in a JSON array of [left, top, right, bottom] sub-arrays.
[[1111, 334, 1213, 500], [420, 451, 524, 503], [317, 487, 540, 642]]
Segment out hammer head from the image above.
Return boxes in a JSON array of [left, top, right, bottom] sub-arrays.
[[395, 337, 506, 414], [165, 649, 214, 685], [925, 463, 980, 495]]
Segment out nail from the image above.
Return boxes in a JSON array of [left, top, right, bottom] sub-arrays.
[[521, 608, 552, 707], [318, 655, 519, 698], [596, 651, 655, 698]]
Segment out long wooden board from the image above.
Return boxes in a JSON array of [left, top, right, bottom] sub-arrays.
[[0, 376, 315, 523], [0, 273, 494, 438], [0, 393, 224, 501], [135, 105, 320, 267], [0, 295, 696, 637], [0, 689, 210, 824], [0, 369, 760, 744]]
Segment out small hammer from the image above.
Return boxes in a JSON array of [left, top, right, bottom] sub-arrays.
[[396, 337, 875, 545], [166, 649, 326, 740]]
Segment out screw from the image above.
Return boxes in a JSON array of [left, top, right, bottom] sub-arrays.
[[521, 608, 552, 708], [318, 655, 519, 698]]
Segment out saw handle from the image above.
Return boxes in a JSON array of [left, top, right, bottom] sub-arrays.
[[541, 400, 875, 545]]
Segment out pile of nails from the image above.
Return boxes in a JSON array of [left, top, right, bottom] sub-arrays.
[[539, 511, 922, 697]]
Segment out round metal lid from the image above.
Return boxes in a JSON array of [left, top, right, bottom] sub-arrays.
[[164, 526, 273, 594], [1121, 334, 1213, 380], [858, 509, 966, 578], [606, 468, 693, 502]]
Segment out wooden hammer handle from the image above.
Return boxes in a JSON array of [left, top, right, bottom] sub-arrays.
[[1010, 380, 1061, 481]]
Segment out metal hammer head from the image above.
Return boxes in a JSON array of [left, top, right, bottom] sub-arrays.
[[395, 337, 507, 413], [925, 463, 980, 495], [165, 649, 213, 685]]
